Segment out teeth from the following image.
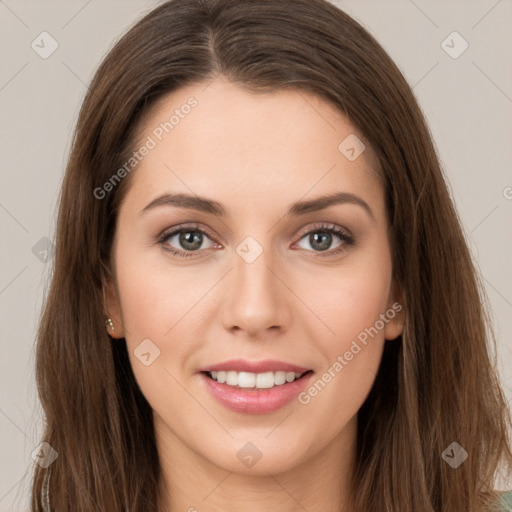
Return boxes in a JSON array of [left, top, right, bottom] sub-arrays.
[[207, 370, 306, 389]]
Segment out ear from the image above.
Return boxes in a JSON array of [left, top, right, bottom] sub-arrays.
[[102, 272, 125, 339], [384, 278, 405, 341]]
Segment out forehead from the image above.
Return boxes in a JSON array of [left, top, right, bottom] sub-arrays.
[[120, 76, 384, 220]]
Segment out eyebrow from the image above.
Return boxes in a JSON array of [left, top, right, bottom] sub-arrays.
[[140, 191, 375, 220]]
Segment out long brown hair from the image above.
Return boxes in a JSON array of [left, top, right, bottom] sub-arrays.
[[31, 0, 512, 510]]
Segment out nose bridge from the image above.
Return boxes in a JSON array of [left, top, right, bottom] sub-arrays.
[[222, 232, 288, 335], [234, 233, 280, 303]]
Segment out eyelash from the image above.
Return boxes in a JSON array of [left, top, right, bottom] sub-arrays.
[[156, 222, 355, 259]]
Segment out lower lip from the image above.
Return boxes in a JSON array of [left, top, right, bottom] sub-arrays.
[[200, 371, 314, 414]]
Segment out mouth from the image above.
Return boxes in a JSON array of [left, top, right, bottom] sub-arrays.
[[202, 369, 314, 390], [199, 369, 315, 414]]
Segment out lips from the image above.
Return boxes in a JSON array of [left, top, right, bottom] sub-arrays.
[[199, 358, 311, 374], [197, 358, 314, 414], [200, 370, 314, 414]]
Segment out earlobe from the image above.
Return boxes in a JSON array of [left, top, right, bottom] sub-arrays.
[[102, 275, 125, 339], [384, 279, 406, 341]]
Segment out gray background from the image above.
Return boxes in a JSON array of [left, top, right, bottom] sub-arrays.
[[1, 0, 511, 509]]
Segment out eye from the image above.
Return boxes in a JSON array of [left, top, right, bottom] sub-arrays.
[[157, 223, 218, 259], [293, 223, 355, 256], [157, 222, 355, 259]]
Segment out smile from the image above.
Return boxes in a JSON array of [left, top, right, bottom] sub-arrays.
[[200, 370, 314, 414], [206, 370, 311, 389]]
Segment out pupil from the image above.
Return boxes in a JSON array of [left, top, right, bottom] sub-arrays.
[[311, 231, 331, 251], [180, 230, 202, 250]]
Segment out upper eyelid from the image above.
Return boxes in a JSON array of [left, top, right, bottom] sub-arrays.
[[159, 222, 352, 245], [161, 223, 217, 242]]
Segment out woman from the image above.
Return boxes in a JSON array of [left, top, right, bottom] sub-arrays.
[[31, 0, 512, 510]]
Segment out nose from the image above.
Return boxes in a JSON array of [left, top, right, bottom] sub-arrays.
[[221, 240, 291, 339]]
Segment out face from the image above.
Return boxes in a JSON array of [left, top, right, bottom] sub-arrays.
[[104, 76, 404, 476]]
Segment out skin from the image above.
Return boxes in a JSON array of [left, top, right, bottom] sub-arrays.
[[104, 75, 405, 512]]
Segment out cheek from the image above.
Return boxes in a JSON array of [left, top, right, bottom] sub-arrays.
[[303, 248, 392, 353], [113, 246, 218, 394], [114, 255, 204, 414], [115, 249, 202, 339], [293, 246, 393, 421], [333, 275, 390, 342]]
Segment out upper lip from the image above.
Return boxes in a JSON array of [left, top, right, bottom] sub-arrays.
[[200, 359, 311, 374]]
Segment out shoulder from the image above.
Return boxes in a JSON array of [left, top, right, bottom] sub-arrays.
[[496, 489, 512, 510]]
